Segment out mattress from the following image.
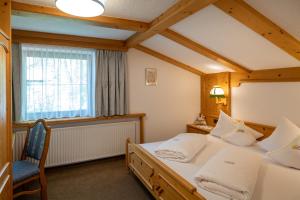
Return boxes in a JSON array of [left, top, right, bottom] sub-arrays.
[[141, 135, 300, 200]]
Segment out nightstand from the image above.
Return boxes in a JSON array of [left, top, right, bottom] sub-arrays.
[[186, 124, 214, 134]]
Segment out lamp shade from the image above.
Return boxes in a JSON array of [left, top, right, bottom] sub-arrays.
[[56, 0, 106, 17], [210, 86, 225, 98]]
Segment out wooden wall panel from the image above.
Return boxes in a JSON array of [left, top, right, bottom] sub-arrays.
[[0, 0, 11, 36], [201, 72, 231, 126], [201, 72, 275, 138], [0, 0, 12, 199], [200, 68, 300, 135]]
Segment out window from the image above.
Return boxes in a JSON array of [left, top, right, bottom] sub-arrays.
[[21, 44, 95, 121]]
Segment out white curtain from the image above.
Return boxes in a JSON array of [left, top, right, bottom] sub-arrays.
[[20, 44, 95, 121]]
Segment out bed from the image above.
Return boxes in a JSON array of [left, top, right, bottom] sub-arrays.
[[126, 127, 300, 200]]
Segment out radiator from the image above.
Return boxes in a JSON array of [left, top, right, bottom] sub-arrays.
[[14, 121, 139, 167]]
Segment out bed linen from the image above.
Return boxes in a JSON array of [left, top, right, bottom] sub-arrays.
[[141, 135, 300, 200], [155, 133, 207, 162], [195, 147, 262, 200], [267, 135, 300, 170]]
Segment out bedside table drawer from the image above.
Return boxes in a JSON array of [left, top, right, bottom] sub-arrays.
[[187, 127, 209, 134], [186, 124, 212, 134]]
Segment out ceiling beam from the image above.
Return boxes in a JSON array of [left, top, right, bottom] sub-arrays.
[[231, 67, 300, 87], [214, 0, 300, 61], [12, 29, 127, 51], [126, 0, 218, 48], [161, 29, 251, 73], [12, 1, 149, 32], [135, 45, 205, 76]]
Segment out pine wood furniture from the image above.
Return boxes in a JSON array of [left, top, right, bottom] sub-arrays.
[[204, 115, 275, 141], [0, 0, 12, 199], [13, 119, 51, 200], [186, 124, 213, 134], [0, 28, 12, 200], [126, 120, 275, 200], [126, 139, 206, 200]]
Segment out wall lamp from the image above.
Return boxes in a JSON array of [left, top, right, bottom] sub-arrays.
[[210, 85, 227, 105]]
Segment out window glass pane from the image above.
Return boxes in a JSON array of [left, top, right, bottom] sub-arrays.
[[21, 44, 95, 121]]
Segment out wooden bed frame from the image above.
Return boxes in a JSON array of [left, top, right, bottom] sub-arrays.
[[125, 122, 275, 200]]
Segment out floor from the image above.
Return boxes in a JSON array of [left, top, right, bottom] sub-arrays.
[[16, 156, 155, 200]]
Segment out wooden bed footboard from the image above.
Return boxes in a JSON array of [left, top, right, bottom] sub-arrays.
[[125, 139, 206, 200]]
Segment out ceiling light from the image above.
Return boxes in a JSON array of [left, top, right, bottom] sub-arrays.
[[56, 0, 106, 17], [207, 64, 224, 70]]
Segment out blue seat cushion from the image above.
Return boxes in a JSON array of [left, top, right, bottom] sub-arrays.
[[13, 160, 40, 184]]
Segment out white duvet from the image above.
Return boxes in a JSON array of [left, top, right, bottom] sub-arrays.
[[141, 136, 300, 200], [195, 147, 262, 200], [155, 133, 207, 162]]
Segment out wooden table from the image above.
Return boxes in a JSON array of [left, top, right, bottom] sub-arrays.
[[186, 124, 213, 134]]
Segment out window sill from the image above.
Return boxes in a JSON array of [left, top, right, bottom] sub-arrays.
[[13, 113, 146, 129]]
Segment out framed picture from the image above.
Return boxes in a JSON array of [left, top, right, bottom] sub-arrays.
[[145, 68, 157, 86]]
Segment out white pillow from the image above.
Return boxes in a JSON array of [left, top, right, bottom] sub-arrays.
[[245, 125, 264, 139], [267, 136, 300, 169], [258, 117, 300, 152], [210, 111, 237, 138], [222, 123, 257, 146]]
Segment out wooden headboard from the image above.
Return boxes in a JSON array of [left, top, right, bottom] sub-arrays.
[[206, 115, 275, 140]]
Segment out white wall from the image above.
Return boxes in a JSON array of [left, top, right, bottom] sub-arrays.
[[128, 49, 200, 142], [232, 82, 300, 127]]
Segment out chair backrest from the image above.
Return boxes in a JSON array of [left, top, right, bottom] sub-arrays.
[[22, 119, 51, 166]]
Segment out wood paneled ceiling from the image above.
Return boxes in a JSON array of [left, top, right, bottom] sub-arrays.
[[11, 0, 300, 75]]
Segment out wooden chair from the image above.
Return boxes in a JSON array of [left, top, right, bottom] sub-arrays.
[[13, 119, 51, 200]]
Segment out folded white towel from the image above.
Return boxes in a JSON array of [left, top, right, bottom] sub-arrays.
[[155, 133, 207, 162], [195, 147, 262, 200]]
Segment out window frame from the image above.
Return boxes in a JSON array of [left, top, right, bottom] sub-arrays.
[[20, 44, 96, 121]]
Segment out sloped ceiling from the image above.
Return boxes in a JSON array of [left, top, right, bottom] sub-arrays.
[[245, 0, 300, 41], [11, 0, 300, 73], [170, 5, 300, 70], [142, 35, 232, 73], [13, 0, 178, 22]]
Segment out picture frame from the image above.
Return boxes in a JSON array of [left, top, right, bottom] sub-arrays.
[[145, 68, 157, 86]]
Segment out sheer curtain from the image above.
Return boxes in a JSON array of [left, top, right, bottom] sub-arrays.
[[95, 50, 128, 116], [20, 44, 96, 121]]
